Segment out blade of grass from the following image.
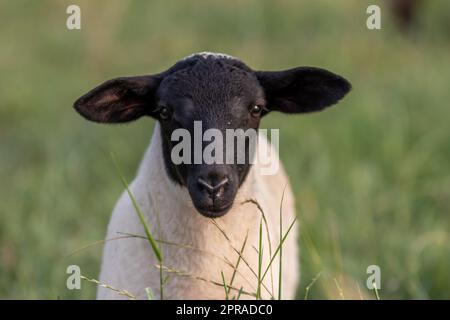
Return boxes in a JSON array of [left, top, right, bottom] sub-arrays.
[[159, 261, 164, 300], [228, 231, 249, 297], [145, 287, 154, 300], [278, 185, 286, 300], [373, 282, 381, 300], [242, 199, 275, 295], [356, 281, 364, 300], [256, 218, 263, 300], [299, 208, 324, 269], [236, 287, 244, 300], [334, 278, 345, 300], [111, 153, 162, 262], [66, 235, 137, 258], [304, 271, 322, 300], [260, 217, 297, 283], [111, 152, 163, 299], [221, 271, 229, 300], [158, 265, 256, 298], [81, 275, 136, 300], [210, 219, 274, 299], [119, 231, 258, 292]]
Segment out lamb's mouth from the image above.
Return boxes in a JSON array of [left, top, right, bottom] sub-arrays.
[[195, 202, 233, 218]]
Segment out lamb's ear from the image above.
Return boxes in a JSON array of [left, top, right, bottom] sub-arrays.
[[74, 75, 161, 123], [255, 67, 351, 114]]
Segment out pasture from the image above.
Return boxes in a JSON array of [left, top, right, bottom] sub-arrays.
[[0, 0, 449, 299]]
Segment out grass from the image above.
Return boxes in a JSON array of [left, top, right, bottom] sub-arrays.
[[278, 187, 286, 300], [111, 153, 165, 299], [91, 162, 295, 300], [221, 271, 229, 300], [1, 0, 450, 299], [94, 192, 296, 300], [227, 232, 248, 298], [256, 218, 263, 300], [210, 217, 274, 299], [80, 275, 136, 300]]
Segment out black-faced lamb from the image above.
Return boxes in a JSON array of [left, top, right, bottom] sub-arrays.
[[74, 52, 351, 299]]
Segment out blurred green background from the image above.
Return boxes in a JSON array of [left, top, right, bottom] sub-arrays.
[[0, 0, 449, 299]]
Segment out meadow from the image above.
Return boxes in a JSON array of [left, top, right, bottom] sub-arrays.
[[0, 0, 449, 299]]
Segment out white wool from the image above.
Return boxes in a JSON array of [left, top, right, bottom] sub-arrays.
[[97, 123, 298, 300], [182, 51, 239, 61]]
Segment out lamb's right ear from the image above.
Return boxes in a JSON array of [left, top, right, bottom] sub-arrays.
[[74, 75, 161, 123]]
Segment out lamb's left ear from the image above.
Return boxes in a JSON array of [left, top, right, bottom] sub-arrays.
[[74, 75, 161, 123], [255, 67, 351, 114]]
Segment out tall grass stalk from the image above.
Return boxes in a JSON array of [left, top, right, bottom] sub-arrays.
[[236, 287, 244, 300], [261, 217, 297, 283], [221, 271, 229, 300], [278, 187, 286, 299], [304, 271, 322, 300], [373, 283, 381, 300], [111, 153, 164, 299], [119, 231, 257, 291], [81, 275, 136, 300], [256, 218, 263, 300], [210, 219, 274, 298], [356, 281, 364, 300], [158, 265, 256, 298], [66, 235, 136, 257], [242, 199, 275, 294], [334, 278, 345, 300], [228, 231, 249, 298]]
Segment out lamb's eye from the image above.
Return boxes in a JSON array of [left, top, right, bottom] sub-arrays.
[[159, 107, 171, 120], [250, 105, 263, 117]]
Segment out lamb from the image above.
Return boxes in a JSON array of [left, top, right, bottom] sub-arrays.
[[74, 52, 351, 300]]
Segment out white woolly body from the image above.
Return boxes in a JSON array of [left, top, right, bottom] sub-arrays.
[[97, 123, 299, 300]]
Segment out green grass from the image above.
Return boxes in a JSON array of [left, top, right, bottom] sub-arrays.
[[1, 0, 450, 299], [111, 153, 164, 299]]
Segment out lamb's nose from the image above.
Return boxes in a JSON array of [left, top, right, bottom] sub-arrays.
[[197, 177, 229, 198]]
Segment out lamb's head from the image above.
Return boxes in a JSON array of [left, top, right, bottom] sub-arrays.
[[74, 52, 351, 218]]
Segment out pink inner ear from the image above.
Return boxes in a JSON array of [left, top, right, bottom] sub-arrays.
[[94, 93, 120, 106]]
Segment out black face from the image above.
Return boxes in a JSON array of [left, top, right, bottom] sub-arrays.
[[74, 53, 351, 218], [155, 58, 266, 217]]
